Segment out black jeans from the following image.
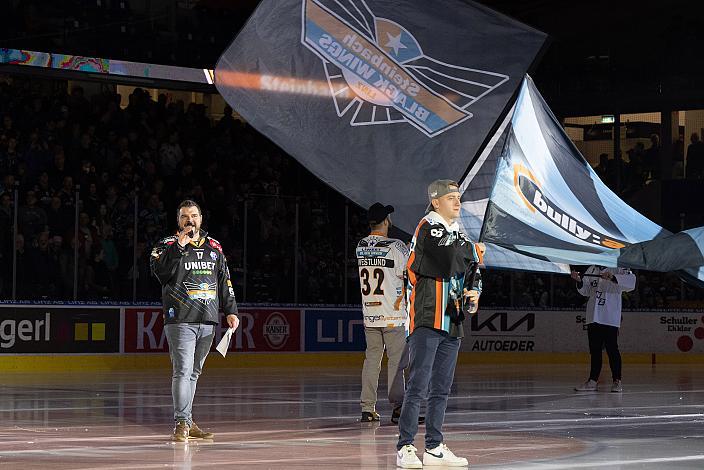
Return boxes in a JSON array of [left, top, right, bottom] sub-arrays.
[[587, 322, 621, 381]]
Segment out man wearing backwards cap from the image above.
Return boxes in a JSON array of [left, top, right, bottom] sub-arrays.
[[396, 180, 484, 469], [356, 202, 410, 423]]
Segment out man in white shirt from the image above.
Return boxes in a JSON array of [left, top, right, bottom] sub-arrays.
[[572, 265, 636, 393], [356, 203, 409, 423]]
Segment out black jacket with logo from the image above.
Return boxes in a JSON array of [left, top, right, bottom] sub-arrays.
[[407, 212, 482, 338], [150, 231, 238, 324]]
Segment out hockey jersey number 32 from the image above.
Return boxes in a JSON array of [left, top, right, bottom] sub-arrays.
[[356, 234, 409, 328]]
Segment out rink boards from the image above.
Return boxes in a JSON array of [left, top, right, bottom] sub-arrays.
[[1, 304, 703, 370]]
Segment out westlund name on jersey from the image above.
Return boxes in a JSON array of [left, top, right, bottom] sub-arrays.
[[356, 234, 410, 328]]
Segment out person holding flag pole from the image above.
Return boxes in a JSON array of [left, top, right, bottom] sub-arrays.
[[396, 180, 484, 468], [572, 265, 636, 393]]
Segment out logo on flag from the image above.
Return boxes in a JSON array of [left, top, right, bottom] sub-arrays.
[[301, 0, 509, 137], [513, 164, 628, 249]]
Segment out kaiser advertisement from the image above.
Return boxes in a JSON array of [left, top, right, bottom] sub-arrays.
[[123, 307, 302, 353]]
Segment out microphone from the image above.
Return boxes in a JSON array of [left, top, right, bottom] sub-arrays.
[[183, 222, 195, 238]]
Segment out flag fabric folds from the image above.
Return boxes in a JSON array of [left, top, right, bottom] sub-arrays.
[[216, 0, 704, 278], [457, 105, 569, 273], [215, 0, 546, 237], [481, 76, 704, 275]]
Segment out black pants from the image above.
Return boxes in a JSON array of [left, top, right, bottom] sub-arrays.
[[587, 322, 621, 381]]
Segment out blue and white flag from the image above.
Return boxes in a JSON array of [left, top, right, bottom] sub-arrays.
[[480, 76, 704, 275], [457, 104, 568, 273]]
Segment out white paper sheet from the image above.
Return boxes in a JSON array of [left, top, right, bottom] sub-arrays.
[[216, 327, 234, 357]]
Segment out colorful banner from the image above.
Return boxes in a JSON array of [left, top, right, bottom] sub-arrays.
[[0, 48, 213, 84]]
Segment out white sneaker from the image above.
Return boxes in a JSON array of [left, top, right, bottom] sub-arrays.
[[611, 380, 623, 393], [575, 379, 597, 391], [397, 444, 423, 468], [423, 443, 468, 467]]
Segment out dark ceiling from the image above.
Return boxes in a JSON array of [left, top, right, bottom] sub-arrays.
[[479, 0, 704, 114]]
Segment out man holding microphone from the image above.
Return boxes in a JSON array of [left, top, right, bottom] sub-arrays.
[[151, 199, 239, 442]]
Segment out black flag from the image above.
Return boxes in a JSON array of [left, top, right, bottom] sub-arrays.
[[216, 0, 546, 234]]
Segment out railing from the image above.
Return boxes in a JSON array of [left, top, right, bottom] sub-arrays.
[[1, 183, 702, 309]]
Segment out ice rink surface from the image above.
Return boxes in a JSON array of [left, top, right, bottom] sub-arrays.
[[1, 362, 703, 469]]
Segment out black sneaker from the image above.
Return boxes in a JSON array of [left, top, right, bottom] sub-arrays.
[[391, 406, 426, 425], [361, 411, 380, 422], [391, 406, 402, 424]]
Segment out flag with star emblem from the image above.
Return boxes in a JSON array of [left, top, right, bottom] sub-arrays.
[[216, 0, 546, 236]]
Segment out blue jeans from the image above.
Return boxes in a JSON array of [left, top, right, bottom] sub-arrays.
[[397, 327, 460, 450], [164, 323, 215, 425]]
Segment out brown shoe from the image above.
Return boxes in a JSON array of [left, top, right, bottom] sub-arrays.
[[172, 420, 190, 442], [189, 422, 214, 440]]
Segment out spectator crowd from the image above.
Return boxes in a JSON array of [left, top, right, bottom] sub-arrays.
[[0, 75, 357, 303], [1, 74, 703, 309]]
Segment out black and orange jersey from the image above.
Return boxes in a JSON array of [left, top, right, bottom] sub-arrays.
[[150, 231, 238, 324], [407, 211, 482, 338]]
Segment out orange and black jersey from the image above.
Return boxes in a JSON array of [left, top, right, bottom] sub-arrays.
[[407, 211, 482, 338]]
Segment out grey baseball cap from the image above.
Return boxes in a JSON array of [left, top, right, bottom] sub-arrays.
[[426, 179, 460, 212]]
